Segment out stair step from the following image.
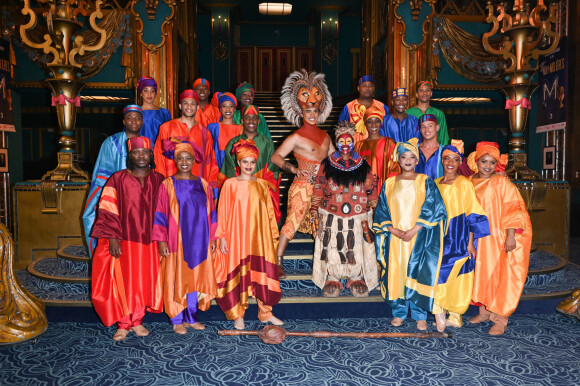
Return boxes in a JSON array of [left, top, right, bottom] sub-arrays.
[[28, 257, 89, 283]]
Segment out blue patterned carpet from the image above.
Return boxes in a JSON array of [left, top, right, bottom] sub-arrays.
[[2, 314, 580, 385]]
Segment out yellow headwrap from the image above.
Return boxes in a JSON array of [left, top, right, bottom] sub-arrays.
[[392, 137, 420, 162]]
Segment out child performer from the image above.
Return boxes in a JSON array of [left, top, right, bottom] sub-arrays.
[[208, 92, 243, 169], [354, 106, 400, 192], [153, 140, 218, 335], [91, 137, 164, 341], [214, 139, 283, 330], [467, 142, 532, 335], [373, 138, 447, 331], [137, 76, 171, 145], [432, 140, 490, 330]]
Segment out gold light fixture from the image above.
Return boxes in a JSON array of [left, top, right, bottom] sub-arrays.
[[258, 3, 293, 16]]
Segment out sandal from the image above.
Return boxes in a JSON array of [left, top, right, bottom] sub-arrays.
[[346, 279, 369, 298], [322, 280, 343, 297], [131, 325, 150, 337]]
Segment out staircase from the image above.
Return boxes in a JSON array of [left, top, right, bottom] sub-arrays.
[[15, 93, 580, 318]]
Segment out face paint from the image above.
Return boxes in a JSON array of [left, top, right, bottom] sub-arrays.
[[337, 133, 354, 155]]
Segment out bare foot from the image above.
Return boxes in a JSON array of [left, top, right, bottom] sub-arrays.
[[131, 325, 150, 337], [434, 313, 446, 332], [113, 328, 129, 341], [173, 324, 187, 335], [263, 316, 284, 326], [184, 322, 206, 330], [416, 320, 428, 331], [391, 317, 404, 327], [234, 318, 245, 330]]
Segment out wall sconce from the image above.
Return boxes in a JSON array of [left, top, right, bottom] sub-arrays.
[[212, 14, 229, 61], [321, 17, 338, 65], [258, 3, 293, 16]]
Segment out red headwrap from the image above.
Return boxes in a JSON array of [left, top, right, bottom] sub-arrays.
[[180, 89, 199, 103], [193, 78, 210, 91], [231, 138, 259, 160], [210, 92, 220, 108], [128, 136, 152, 152], [241, 105, 259, 116], [417, 80, 433, 90]]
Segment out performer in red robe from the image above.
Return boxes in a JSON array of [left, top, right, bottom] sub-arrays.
[[154, 89, 219, 196], [91, 136, 164, 341], [194, 78, 221, 126]]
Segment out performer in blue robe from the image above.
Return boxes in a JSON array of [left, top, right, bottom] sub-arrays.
[[137, 76, 171, 145], [82, 105, 144, 257], [380, 88, 419, 143]]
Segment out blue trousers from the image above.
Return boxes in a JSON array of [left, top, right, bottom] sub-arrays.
[[388, 298, 427, 321], [170, 291, 199, 325]]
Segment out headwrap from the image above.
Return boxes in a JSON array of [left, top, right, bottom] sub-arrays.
[[218, 92, 237, 109], [180, 89, 199, 103], [392, 137, 420, 162], [392, 88, 408, 99], [235, 82, 255, 101], [231, 138, 259, 160], [442, 139, 465, 161], [123, 104, 143, 117], [363, 106, 384, 123], [193, 78, 210, 91], [137, 76, 157, 94], [281, 69, 332, 127], [328, 121, 363, 171], [417, 80, 433, 90], [162, 137, 203, 163], [128, 136, 152, 152], [467, 141, 508, 173], [358, 75, 375, 85], [210, 92, 220, 108], [241, 104, 259, 116], [419, 114, 438, 125]]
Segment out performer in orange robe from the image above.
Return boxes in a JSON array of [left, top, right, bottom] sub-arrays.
[[91, 137, 164, 341], [154, 89, 219, 195], [354, 106, 400, 192], [153, 141, 218, 335], [193, 78, 221, 127], [467, 141, 532, 335], [214, 139, 283, 330]]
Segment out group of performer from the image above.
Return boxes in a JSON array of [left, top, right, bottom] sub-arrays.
[[84, 70, 532, 341]]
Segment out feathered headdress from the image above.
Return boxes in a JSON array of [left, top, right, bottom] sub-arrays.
[[280, 69, 332, 127]]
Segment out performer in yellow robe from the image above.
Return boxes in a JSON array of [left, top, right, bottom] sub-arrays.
[[214, 139, 283, 330], [432, 140, 490, 329], [467, 141, 532, 335], [373, 138, 447, 331]]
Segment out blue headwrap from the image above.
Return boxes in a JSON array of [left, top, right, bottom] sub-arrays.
[[392, 138, 420, 162], [123, 104, 143, 117], [218, 92, 237, 109], [358, 75, 375, 85]]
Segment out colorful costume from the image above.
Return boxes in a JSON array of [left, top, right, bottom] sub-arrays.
[[470, 174, 532, 318], [406, 106, 450, 145], [339, 99, 389, 143], [218, 132, 281, 221], [141, 109, 171, 145], [91, 167, 165, 328], [194, 78, 221, 127], [233, 82, 271, 138], [380, 114, 419, 143], [354, 137, 399, 191], [214, 140, 281, 321], [433, 175, 489, 324], [416, 144, 445, 179], [208, 92, 242, 169], [311, 123, 379, 296], [152, 174, 218, 323], [154, 107, 219, 196], [373, 140, 447, 320]]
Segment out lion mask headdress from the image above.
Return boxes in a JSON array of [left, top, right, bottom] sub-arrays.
[[280, 69, 332, 127]]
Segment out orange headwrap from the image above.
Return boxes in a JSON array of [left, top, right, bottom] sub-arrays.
[[175, 142, 204, 164], [363, 106, 384, 124], [467, 141, 508, 173], [442, 139, 465, 160], [231, 138, 259, 160]]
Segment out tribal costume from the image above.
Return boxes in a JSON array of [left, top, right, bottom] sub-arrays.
[[311, 122, 379, 297]]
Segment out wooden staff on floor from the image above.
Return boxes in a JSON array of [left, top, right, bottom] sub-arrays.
[[218, 325, 451, 344]]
